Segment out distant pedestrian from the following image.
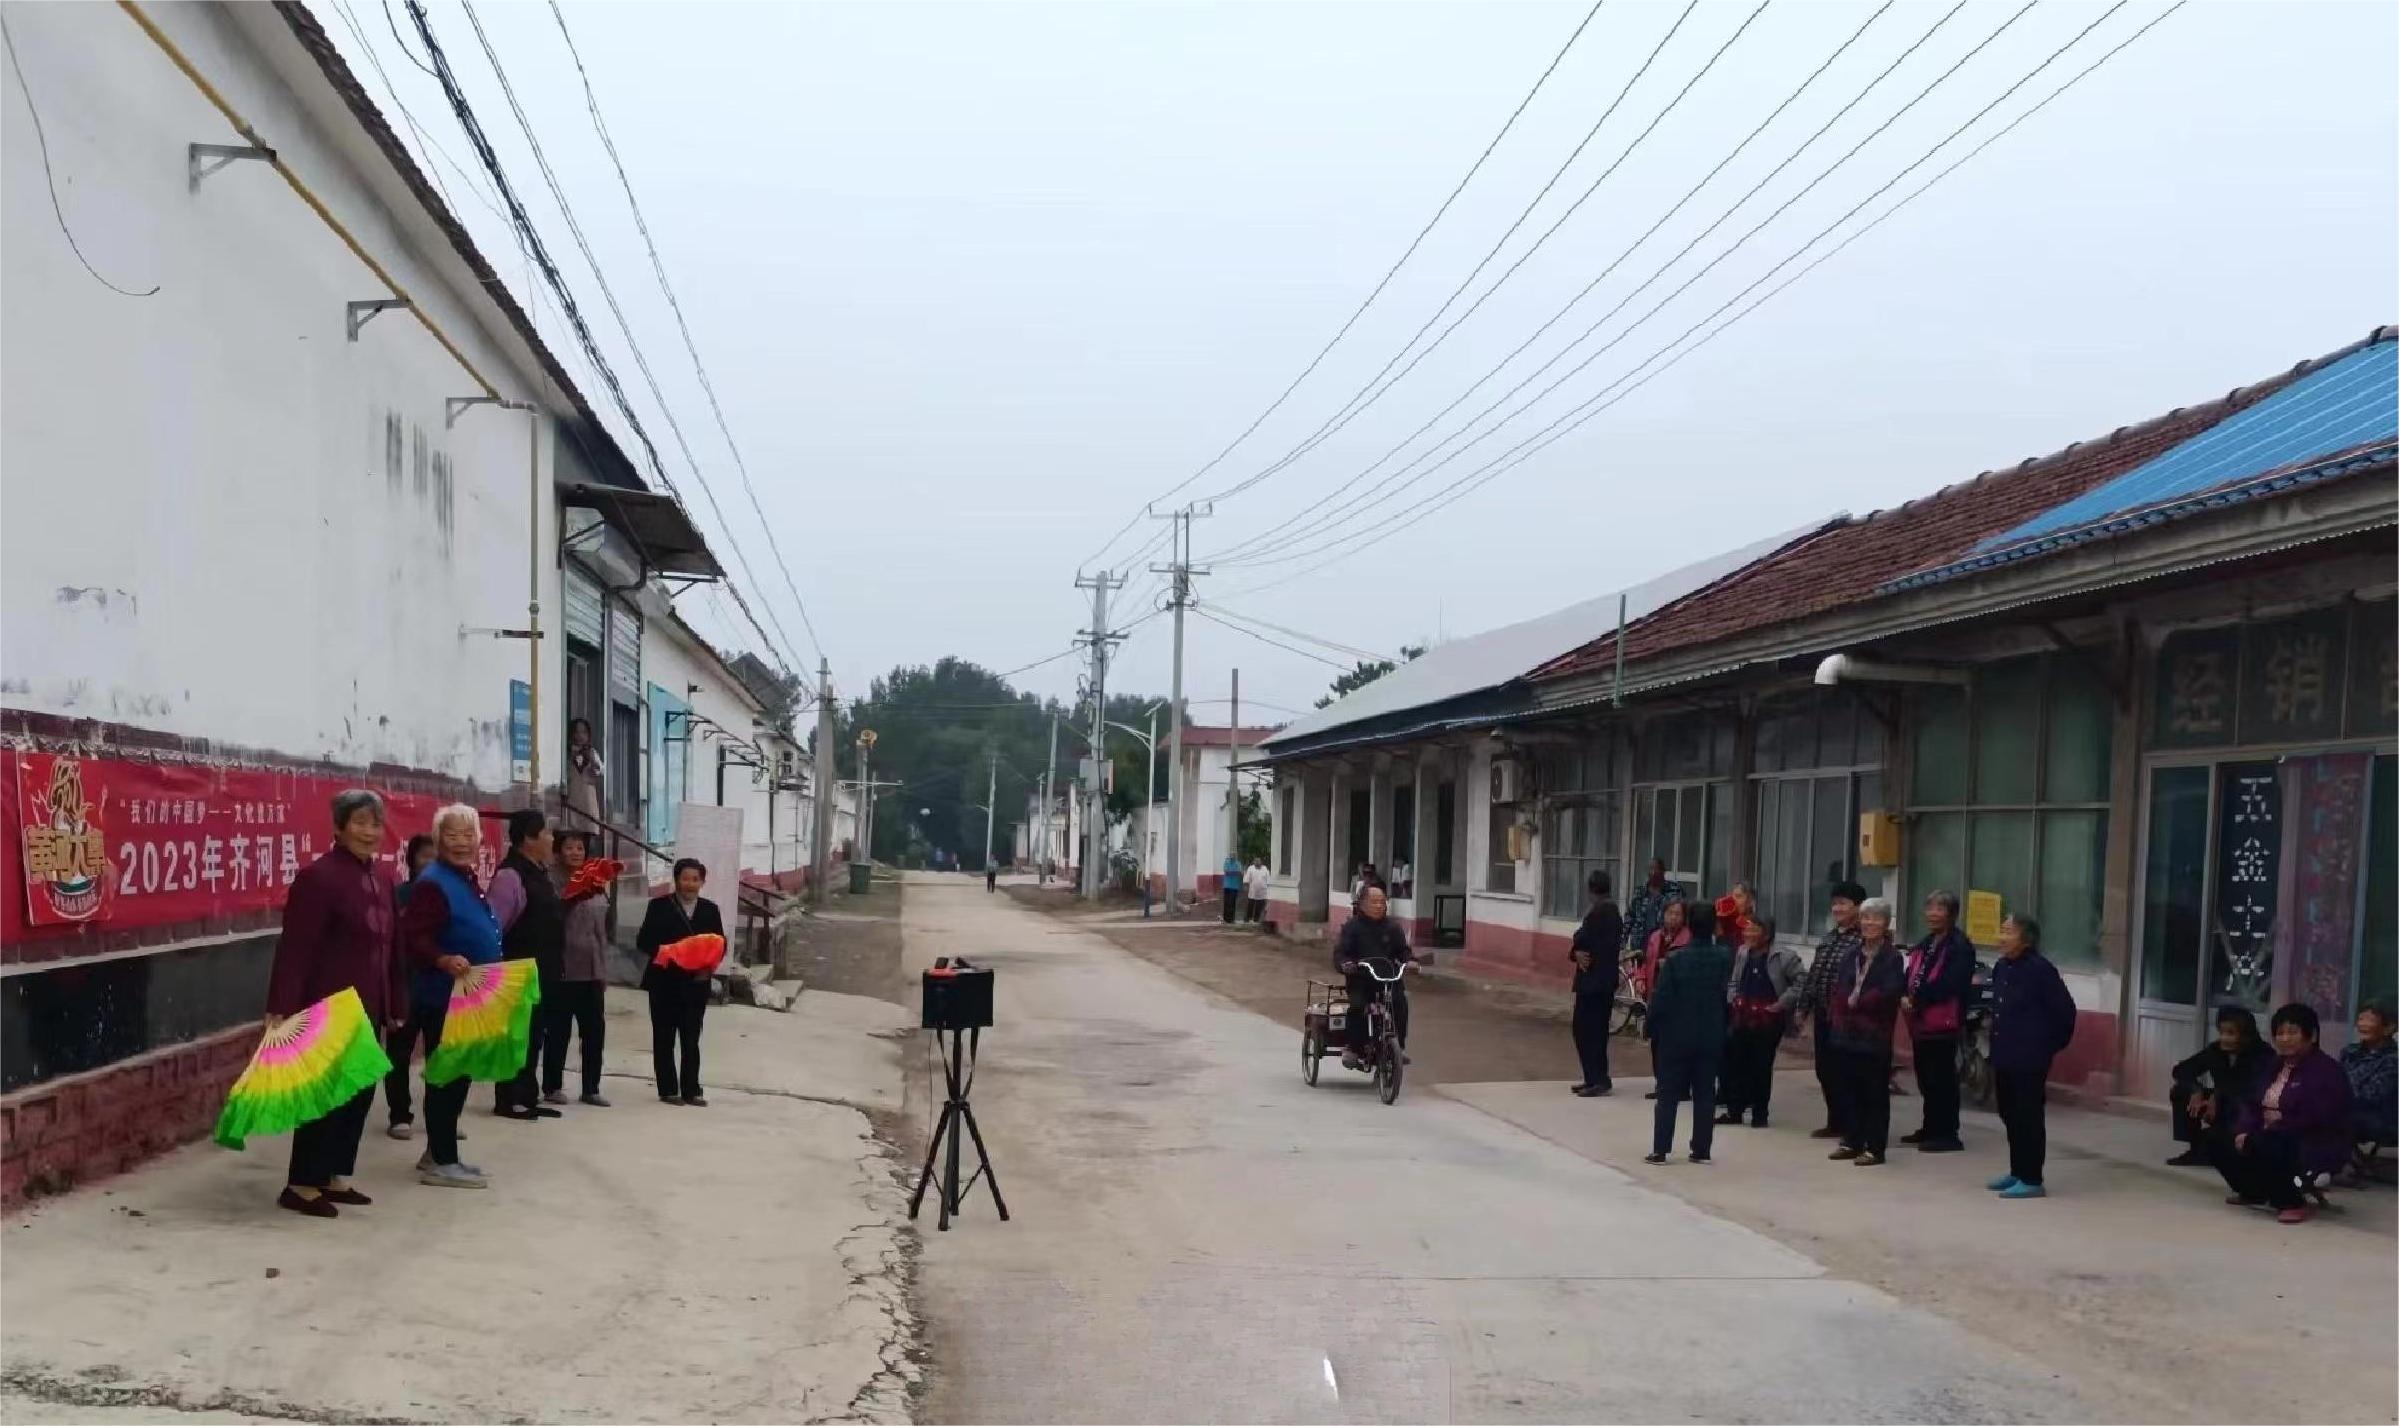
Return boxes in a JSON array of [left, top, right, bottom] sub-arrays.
[[399, 804, 502, 1189], [1222, 853, 1242, 922], [1717, 915, 1802, 1129], [1244, 857, 1270, 922], [986, 861, 998, 893], [544, 831, 611, 1108], [1645, 900, 1733, 1165], [565, 717, 605, 826], [1827, 897, 1906, 1166], [2218, 1003, 2354, 1224], [1350, 862, 1382, 901], [1986, 913, 2077, 1199], [1569, 869, 1623, 1098], [385, 834, 438, 1140], [266, 790, 401, 1217], [486, 809, 562, 1122], [1801, 881, 1867, 1141], [1640, 898, 1694, 1101], [639, 858, 724, 1106], [1902, 890, 1974, 1153]]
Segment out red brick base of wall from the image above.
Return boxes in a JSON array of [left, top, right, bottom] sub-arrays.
[[2, 1026, 255, 1212], [1455, 919, 1574, 990]]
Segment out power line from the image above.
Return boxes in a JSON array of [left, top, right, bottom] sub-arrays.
[[1194, 0, 1707, 509], [1190, 607, 1352, 670], [415, 0, 804, 680], [1075, 0, 1605, 575], [1209, 0, 1897, 564], [1193, 602, 1396, 664], [0, 12, 158, 297], [1218, 0, 2027, 572], [1215, 1, 2173, 600], [546, 1, 830, 675]]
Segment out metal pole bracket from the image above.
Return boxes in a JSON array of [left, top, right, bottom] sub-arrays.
[[347, 298, 408, 342], [188, 142, 273, 192]]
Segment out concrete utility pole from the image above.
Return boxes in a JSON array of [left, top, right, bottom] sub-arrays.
[[1150, 504, 1210, 915], [811, 660, 836, 901], [1073, 571, 1124, 900], [982, 750, 998, 874], [857, 729, 878, 869], [1227, 667, 1241, 870], [1038, 712, 1058, 882]]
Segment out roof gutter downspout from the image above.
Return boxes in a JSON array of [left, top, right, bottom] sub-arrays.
[[1813, 653, 1972, 688]]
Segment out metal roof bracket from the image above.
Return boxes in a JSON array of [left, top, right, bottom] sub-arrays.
[[187, 142, 272, 192], [347, 298, 409, 342]]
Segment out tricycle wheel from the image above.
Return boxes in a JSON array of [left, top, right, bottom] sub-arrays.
[[1302, 1022, 1321, 1086], [1377, 1031, 1403, 1105]]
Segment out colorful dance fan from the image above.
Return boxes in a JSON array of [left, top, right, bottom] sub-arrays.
[[213, 987, 393, 1150], [562, 857, 623, 901], [653, 933, 726, 975], [422, 960, 543, 1085]]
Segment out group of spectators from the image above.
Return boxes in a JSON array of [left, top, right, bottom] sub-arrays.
[[1563, 861, 2380, 1223], [263, 786, 725, 1215]]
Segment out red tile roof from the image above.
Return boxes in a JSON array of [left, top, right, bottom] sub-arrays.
[[1530, 334, 2381, 683]]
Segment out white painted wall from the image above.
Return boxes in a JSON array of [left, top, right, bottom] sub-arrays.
[[1465, 742, 1540, 937], [0, 3, 573, 790]]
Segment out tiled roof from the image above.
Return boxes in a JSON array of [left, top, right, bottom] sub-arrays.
[[1888, 334, 2397, 592], [1531, 329, 2391, 684]]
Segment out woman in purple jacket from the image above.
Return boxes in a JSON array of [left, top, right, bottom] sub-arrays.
[[2219, 1003, 2355, 1224], [1983, 914, 2077, 1199]]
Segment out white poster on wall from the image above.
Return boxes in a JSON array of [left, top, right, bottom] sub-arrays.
[[674, 803, 745, 891]]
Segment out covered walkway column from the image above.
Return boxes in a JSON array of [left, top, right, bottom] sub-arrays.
[[1298, 765, 1333, 926]]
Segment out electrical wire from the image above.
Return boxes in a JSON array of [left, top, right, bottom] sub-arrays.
[[547, 1, 830, 675], [1075, 0, 1605, 575], [1203, 0, 1776, 510], [1192, 602, 1396, 664], [1190, 607, 1353, 670], [1208, 0, 1897, 563], [1218, 0, 2029, 571], [0, 12, 158, 297], [1214, 1, 2176, 601]]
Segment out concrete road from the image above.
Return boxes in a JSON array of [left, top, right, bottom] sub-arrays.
[[1, 985, 918, 1424], [905, 877, 2094, 1424]]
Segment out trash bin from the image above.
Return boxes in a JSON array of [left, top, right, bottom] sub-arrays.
[[848, 861, 873, 895]]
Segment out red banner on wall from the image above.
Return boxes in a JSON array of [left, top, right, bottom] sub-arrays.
[[4, 749, 504, 950]]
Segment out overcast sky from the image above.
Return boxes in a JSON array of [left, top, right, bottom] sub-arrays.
[[329, 0, 2399, 726]]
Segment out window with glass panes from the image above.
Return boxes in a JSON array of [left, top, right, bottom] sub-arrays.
[[1630, 713, 1737, 901], [1537, 735, 1626, 919], [1750, 691, 1888, 939], [1906, 654, 2113, 966]]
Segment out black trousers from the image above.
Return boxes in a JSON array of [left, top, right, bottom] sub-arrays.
[[1342, 973, 1408, 1052], [649, 981, 708, 1098], [1721, 1019, 1785, 1122], [287, 1083, 374, 1188], [1244, 897, 1265, 923], [419, 1003, 470, 1167], [2217, 1129, 2307, 1209], [2169, 1083, 2221, 1149], [383, 1005, 438, 1125], [1222, 885, 1239, 923], [541, 980, 607, 1098], [1571, 992, 1613, 1089], [1811, 1016, 1844, 1133], [1994, 1064, 2049, 1184], [1653, 1044, 1722, 1157], [1834, 1048, 1893, 1154], [1912, 1035, 1961, 1141]]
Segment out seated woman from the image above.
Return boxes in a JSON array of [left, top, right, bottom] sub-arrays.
[[2217, 1003, 2354, 1224], [2343, 1000, 2396, 1151], [2166, 1007, 2271, 1167]]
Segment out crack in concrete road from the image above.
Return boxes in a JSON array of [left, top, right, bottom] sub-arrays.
[[0, 1366, 438, 1425]]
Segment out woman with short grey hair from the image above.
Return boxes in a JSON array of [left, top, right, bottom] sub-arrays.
[[264, 789, 399, 1217], [1826, 896, 1907, 1166]]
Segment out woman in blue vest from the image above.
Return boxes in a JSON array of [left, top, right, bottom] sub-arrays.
[[398, 804, 504, 1189]]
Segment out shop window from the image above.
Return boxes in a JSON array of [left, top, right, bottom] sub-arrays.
[[1433, 781, 1456, 886], [1912, 686, 1970, 806], [1485, 797, 1516, 894], [2139, 765, 2210, 1004], [2361, 755, 2397, 1013], [1390, 784, 1415, 877], [1277, 785, 1295, 875], [1346, 788, 1371, 880]]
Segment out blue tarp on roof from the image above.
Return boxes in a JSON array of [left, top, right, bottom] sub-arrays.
[[1887, 337, 2397, 592]]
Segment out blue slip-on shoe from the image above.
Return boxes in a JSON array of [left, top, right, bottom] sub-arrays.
[[1986, 1173, 2020, 1192], [1998, 1181, 2047, 1199]]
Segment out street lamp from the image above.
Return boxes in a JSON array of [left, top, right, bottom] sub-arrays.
[[1108, 701, 1166, 916]]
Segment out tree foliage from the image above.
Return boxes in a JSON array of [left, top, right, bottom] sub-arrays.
[[1314, 643, 1426, 708]]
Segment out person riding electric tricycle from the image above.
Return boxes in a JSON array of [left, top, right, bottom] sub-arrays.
[[1335, 885, 1414, 1071]]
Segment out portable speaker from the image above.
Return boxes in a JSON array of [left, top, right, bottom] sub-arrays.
[[922, 960, 994, 1031]]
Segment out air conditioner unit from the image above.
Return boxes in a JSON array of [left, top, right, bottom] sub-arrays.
[[1489, 757, 1521, 806]]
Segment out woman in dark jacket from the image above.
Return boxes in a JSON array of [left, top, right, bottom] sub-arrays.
[[2219, 1003, 2354, 1223], [637, 857, 726, 1106], [1984, 914, 2077, 1198], [2166, 1007, 2272, 1167], [1334, 885, 1414, 1065], [1901, 889, 1975, 1153], [1828, 898, 1908, 1166]]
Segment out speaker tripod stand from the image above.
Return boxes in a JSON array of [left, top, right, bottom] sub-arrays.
[[910, 1025, 1008, 1231]]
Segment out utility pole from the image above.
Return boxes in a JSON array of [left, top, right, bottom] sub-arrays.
[[857, 729, 878, 869], [982, 750, 998, 876], [1150, 503, 1211, 915], [1074, 571, 1124, 900], [811, 660, 836, 902], [1227, 666, 1242, 873], [1037, 713, 1057, 883]]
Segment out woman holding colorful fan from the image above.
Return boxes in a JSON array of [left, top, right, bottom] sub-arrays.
[[638, 858, 725, 1107], [262, 790, 402, 1218], [399, 804, 507, 1188]]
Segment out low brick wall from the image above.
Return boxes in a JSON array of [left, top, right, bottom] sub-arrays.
[[3, 1025, 254, 1210]]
